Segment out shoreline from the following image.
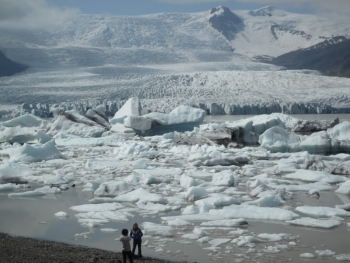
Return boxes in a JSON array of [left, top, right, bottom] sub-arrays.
[[0, 233, 176, 263]]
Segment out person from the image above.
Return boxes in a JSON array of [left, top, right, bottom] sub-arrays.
[[130, 223, 143, 257], [119, 229, 133, 263]]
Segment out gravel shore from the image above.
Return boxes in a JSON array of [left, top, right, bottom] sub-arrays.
[[0, 233, 176, 263]]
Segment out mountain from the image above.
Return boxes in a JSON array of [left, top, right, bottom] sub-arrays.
[[0, 50, 27, 77], [0, 5, 349, 68], [270, 37, 350, 78], [0, 6, 349, 114]]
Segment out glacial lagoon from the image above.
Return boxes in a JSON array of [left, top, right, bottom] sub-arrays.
[[1, 112, 350, 263]]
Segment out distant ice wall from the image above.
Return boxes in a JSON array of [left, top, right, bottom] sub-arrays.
[[4, 100, 346, 120]]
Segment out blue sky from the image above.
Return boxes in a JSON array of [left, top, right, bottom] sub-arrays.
[[48, 0, 313, 15]]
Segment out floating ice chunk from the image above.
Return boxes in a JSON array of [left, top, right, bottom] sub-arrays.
[[328, 121, 350, 141], [0, 183, 18, 192], [182, 203, 215, 214], [188, 153, 210, 163], [209, 205, 299, 221], [195, 193, 240, 207], [143, 105, 206, 126], [37, 131, 52, 144], [1, 114, 47, 128], [166, 218, 191, 226], [78, 219, 109, 228], [8, 190, 45, 197], [228, 229, 249, 236], [208, 238, 231, 247], [259, 126, 300, 153], [184, 186, 206, 199], [163, 132, 174, 140], [70, 203, 123, 212], [180, 174, 201, 189], [295, 206, 350, 218], [244, 194, 285, 207], [100, 228, 118, 233], [110, 97, 141, 125], [76, 210, 130, 222], [136, 201, 181, 212], [85, 109, 111, 130], [133, 158, 148, 169], [315, 249, 335, 256], [6, 140, 64, 162], [47, 111, 106, 137], [54, 211, 68, 218], [336, 254, 350, 261], [54, 133, 121, 147], [197, 236, 210, 243], [114, 188, 166, 204], [257, 233, 293, 242], [35, 186, 61, 194], [44, 175, 72, 185], [286, 217, 341, 228], [284, 170, 347, 184], [250, 184, 267, 197], [0, 162, 34, 179], [142, 222, 174, 237], [336, 180, 350, 195], [232, 236, 263, 247], [83, 181, 100, 192], [201, 218, 247, 227], [94, 181, 131, 197], [124, 116, 152, 132], [134, 167, 181, 177], [211, 170, 235, 186], [271, 182, 333, 192]]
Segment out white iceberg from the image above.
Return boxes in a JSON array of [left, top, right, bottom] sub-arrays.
[[70, 203, 123, 212], [287, 217, 341, 228], [295, 206, 350, 218], [114, 188, 166, 204], [110, 97, 141, 125], [336, 180, 350, 195], [209, 205, 299, 221], [283, 170, 347, 184]]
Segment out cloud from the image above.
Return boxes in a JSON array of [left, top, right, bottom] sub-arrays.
[[0, 0, 79, 30], [235, 0, 350, 17]]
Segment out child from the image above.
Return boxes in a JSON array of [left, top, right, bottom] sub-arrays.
[[119, 229, 133, 263], [130, 223, 143, 257]]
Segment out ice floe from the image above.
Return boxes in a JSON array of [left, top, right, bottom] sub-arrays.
[[286, 217, 341, 228]]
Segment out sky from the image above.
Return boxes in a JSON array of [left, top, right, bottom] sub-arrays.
[[0, 0, 349, 30]]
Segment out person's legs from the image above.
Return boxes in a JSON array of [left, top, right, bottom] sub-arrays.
[[132, 240, 136, 255], [127, 250, 133, 263], [137, 239, 142, 256], [122, 250, 127, 263]]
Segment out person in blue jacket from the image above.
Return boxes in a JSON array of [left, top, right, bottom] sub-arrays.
[[130, 223, 143, 257]]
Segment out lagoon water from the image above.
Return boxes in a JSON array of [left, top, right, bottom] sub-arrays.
[[1, 184, 350, 263]]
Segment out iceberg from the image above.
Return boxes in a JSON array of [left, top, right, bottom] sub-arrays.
[[283, 170, 347, 184], [110, 97, 141, 125], [295, 206, 350, 218], [3, 140, 64, 163], [114, 188, 166, 204], [259, 126, 300, 153], [200, 218, 247, 227], [208, 205, 299, 221], [129, 105, 206, 135], [287, 217, 341, 228], [335, 180, 350, 195]]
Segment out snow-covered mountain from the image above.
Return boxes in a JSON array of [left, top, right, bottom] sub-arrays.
[[0, 6, 349, 116], [0, 5, 349, 67]]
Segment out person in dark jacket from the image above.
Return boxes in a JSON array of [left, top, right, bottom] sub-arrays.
[[130, 223, 143, 257]]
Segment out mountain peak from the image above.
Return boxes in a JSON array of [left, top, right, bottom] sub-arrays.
[[249, 6, 279, 17]]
